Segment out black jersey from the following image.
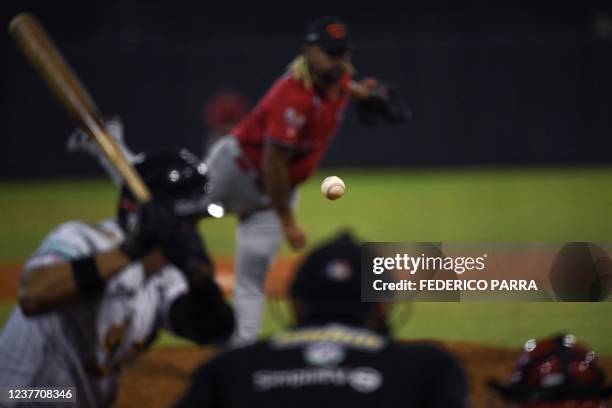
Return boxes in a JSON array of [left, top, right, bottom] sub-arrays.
[[176, 323, 468, 408]]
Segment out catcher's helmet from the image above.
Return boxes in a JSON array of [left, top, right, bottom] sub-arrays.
[[489, 334, 612, 407], [290, 231, 378, 327], [117, 149, 221, 233]]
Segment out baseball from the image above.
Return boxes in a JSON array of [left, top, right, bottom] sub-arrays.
[[321, 176, 346, 200]]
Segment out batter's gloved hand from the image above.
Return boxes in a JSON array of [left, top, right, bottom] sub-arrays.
[[158, 221, 214, 286], [123, 201, 214, 283], [119, 200, 175, 260], [356, 80, 412, 127]]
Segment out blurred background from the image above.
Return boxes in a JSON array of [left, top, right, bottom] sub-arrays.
[[2, 0, 612, 177], [2, 1, 612, 405]]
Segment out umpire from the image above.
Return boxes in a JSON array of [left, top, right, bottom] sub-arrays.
[[175, 232, 468, 407]]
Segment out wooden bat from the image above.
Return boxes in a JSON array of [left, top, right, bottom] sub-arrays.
[[8, 13, 151, 203]]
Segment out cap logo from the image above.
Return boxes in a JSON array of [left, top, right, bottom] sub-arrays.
[[325, 259, 352, 281], [326, 23, 346, 39]]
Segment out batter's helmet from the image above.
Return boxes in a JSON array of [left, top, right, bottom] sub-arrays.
[[488, 334, 612, 407], [117, 149, 221, 233]]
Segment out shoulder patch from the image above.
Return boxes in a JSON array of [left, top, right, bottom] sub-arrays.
[[38, 238, 83, 259]]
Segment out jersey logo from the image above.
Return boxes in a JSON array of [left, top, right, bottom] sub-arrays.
[[347, 367, 383, 393], [109, 283, 137, 300], [271, 324, 386, 351], [304, 342, 346, 367], [252, 366, 383, 393], [284, 107, 306, 139]]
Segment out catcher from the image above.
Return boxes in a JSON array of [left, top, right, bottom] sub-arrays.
[[175, 232, 467, 408]]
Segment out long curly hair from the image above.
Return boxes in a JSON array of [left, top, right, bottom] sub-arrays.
[[287, 54, 355, 90]]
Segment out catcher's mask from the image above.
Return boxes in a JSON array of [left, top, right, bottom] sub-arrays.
[[488, 334, 612, 407], [117, 149, 222, 234]]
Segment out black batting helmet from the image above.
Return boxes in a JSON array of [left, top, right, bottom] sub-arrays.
[[117, 149, 221, 233]]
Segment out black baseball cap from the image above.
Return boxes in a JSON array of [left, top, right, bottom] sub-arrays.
[[305, 16, 350, 56], [291, 231, 363, 305]]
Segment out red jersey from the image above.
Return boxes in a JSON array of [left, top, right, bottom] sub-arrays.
[[232, 72, 351, 187]]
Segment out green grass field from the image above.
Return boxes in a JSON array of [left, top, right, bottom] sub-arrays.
[[1, 167, 612, 353]]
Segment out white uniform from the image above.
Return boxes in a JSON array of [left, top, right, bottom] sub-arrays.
[[0, 220, 188, 407]]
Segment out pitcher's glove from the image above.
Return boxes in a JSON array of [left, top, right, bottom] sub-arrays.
[[357, 79, 412, 127]]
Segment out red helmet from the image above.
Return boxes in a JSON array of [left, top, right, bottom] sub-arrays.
[[202, 90, 248, 130], [489, 334, 611, 407]]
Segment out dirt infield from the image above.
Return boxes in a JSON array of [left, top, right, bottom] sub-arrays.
[[2, 261, 612, 406], [116, 341, 612, 408]]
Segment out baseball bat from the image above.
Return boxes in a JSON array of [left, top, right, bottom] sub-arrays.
[[8, 13, 151, 203]]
